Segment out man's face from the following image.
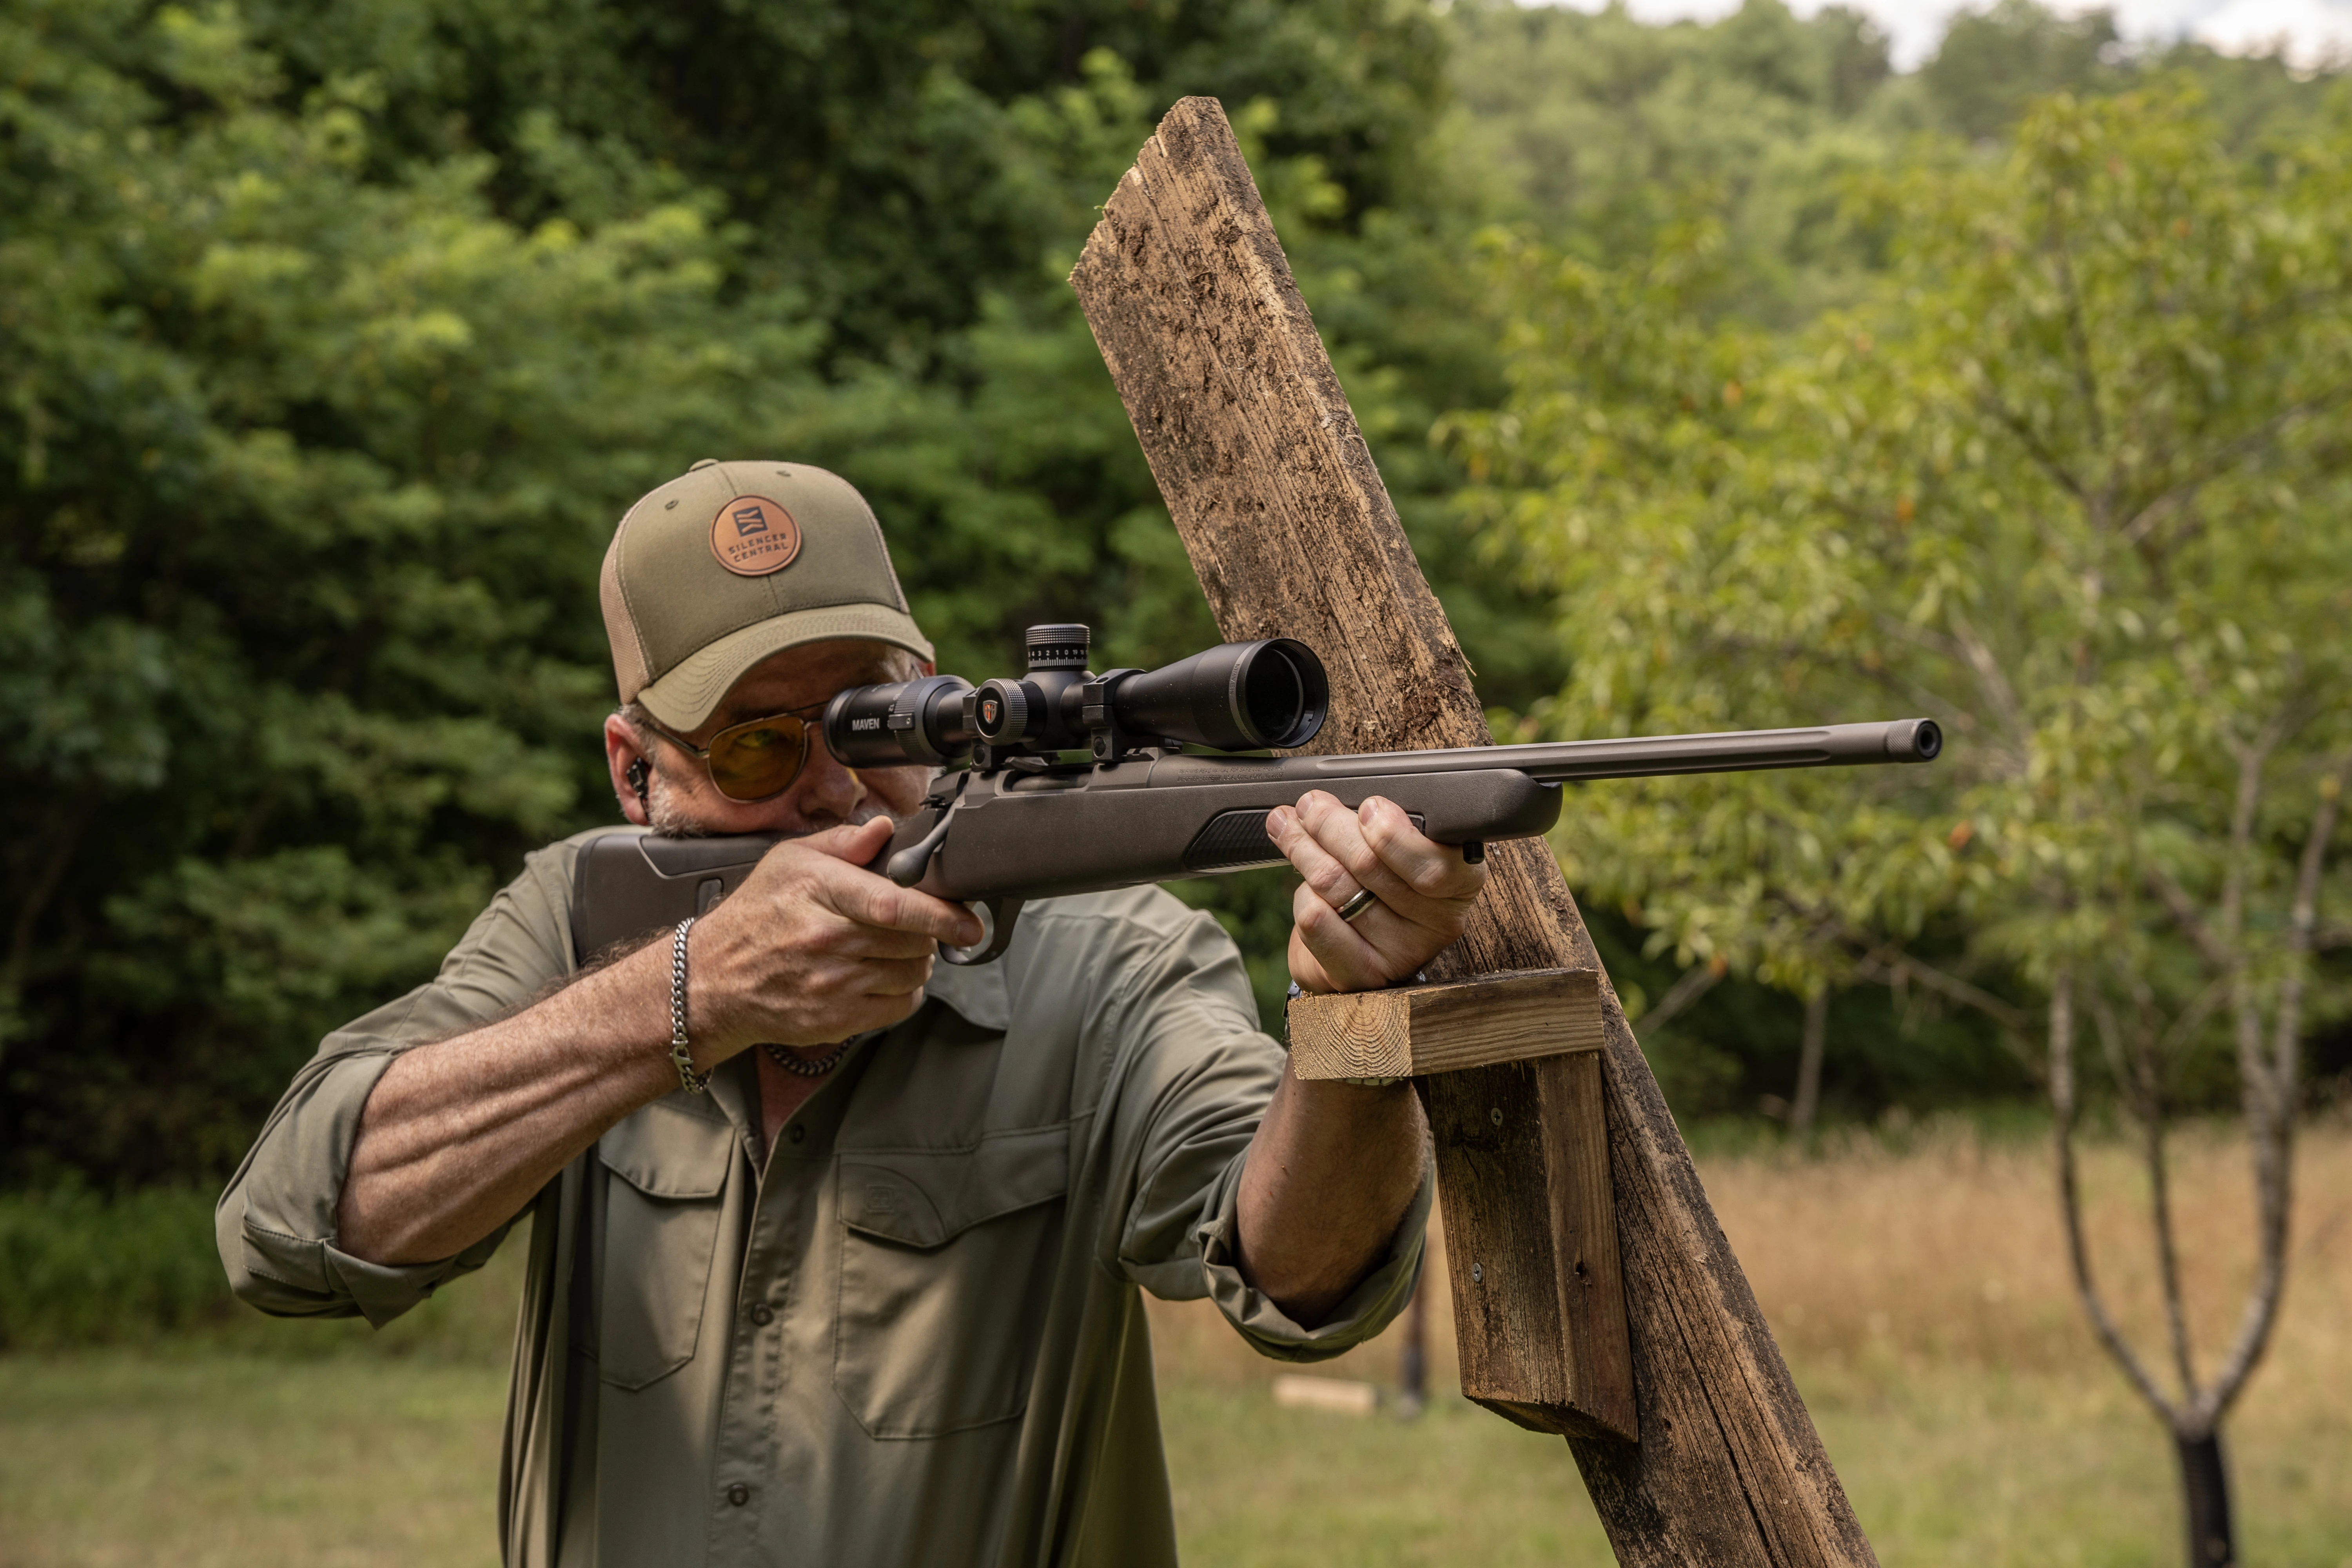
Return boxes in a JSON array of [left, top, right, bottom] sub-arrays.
[[601, 639, 930, 838]]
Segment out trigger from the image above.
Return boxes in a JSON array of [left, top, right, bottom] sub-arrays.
[[938, 898, 1024, 967]]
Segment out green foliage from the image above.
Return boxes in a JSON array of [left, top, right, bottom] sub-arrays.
[[1457, 82, 2352, 1115], [0, 0, 1479, 1185], [5, 0, 2345, 1188], [1445, 0, 1907, 325], [1920, 0, 2122, 140], [0, 0, 838, 1180], [0, 1183, 524, 1356], [0, 1186, 232, 1347]]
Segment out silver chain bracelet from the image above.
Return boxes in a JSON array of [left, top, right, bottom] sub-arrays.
[[668, 916, 711, 1094]]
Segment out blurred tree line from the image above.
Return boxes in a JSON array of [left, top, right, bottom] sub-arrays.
[[2, 0, 2343, 1187]]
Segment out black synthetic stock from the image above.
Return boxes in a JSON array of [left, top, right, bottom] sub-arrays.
[[570, 831, 777, 962]]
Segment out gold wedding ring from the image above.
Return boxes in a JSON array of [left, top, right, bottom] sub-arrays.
[[1335, 887, 1379, 924]]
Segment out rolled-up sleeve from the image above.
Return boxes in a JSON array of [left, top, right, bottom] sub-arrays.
[[215, 840, 584, 1325], [1190, 1151, 1431, 1362], [1065, 890, 1430, 1363]]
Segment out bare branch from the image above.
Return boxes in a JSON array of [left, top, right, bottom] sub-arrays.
[[2114, 387, 2352, 555], [2220, 717, 2290, 952], [2143, 861, 2233, 973], [2153, 973, 2231, 1060], [1978, 390, 2092, 505], [2043, 211, 2110, 461], [1791, 989, 1829, 1135], [1630, 958, 1725, 1040], [2049, 975, 2183, 1424], [1851, 947, 2032, 1033], [2196, 748, 2352, 1424], [1945, 604, 2031, 753], [2274, 750, 2349, 1093], [2131, 1024, 2198, 1396]]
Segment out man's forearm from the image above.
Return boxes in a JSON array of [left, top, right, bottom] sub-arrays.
[[337, 942, 684, 1265], [1233, 1074, 1427, 1327]]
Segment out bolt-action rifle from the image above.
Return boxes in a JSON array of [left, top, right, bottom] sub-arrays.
[[572, 624, 1942, 966]]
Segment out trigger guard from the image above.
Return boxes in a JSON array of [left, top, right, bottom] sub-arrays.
[[937, 898, 1024, 967]]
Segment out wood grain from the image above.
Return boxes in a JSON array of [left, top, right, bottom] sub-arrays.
[[1287, 968, 1604, 1080], [1071, 95, 1878, 1566]]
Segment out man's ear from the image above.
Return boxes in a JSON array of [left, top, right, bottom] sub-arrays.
[[602, 713, 652, 826]]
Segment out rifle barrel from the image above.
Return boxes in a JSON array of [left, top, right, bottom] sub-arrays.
[[1300, 718, 1941, 785]]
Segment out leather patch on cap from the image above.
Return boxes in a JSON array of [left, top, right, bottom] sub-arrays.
[[709, 495, 802, 577]]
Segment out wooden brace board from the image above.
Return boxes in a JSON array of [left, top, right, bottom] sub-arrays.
[[1071, 96, 1878, 1564], [1287, 968, 1605, 1081]]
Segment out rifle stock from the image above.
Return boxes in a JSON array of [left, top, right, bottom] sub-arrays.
[[569, 718, 1939, 966]]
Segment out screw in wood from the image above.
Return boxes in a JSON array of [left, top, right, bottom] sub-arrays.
[[1490, 1106, 1503, 1126], [1471, 1262, 1484, 1283]]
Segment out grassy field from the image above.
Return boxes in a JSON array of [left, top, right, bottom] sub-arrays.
[[3, 1120, 2347, 1566]]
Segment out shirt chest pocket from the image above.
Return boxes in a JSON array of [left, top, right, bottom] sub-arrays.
[[595, 1099, 737, 1392], [833, 1123, 1071, 1439]]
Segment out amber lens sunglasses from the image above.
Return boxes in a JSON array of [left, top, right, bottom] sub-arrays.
[[641, 700, 827, 802]]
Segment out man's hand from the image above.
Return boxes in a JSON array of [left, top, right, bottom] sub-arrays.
[[692, 817, 984, 1055], [1266, 791, 1487, 993], [338, 815, 979, 1266], [1234, 792, 1477, 1326]]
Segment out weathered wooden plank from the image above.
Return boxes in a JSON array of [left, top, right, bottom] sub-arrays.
[[1286, 968, 1604, 1081], [1070, 95, 1878, 1566]]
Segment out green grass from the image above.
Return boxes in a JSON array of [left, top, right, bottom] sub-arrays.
[[7, 1128, 2348, 1565], [0, 1353, 506, 1568], [5, 1348, 2349, 1566], [1161, 1384, 1609, 1564]]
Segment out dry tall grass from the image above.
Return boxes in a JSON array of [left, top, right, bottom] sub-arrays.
[[1710, 1115, 2352, 1391], [1147, 1113, 2352, 1564], [1155, 1113, 2351, 1398]]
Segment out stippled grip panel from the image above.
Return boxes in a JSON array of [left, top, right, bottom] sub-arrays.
[[1180, 807, 1423, 873]]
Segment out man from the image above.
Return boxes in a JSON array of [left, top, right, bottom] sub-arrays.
[[218, 459, 1484, 1566]]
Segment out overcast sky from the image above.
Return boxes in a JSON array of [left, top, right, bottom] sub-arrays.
[[1539, 0, 2352, 70]]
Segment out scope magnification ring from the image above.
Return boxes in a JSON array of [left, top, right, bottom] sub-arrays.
[[973, 678, 1031, 742]]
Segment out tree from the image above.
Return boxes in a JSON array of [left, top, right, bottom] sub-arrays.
[[1457, 83, 2352, 1562], [0, 0, 1480, 1183], [0, 0, 837, 1177]]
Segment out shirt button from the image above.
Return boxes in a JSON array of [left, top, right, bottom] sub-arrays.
[[749, 1303, 775, 1327], [787, 1123, 806, 1145], [726, 1483, 750, 1507]]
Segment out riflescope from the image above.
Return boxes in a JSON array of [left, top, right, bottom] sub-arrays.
[[824, 624, 1329, 771]]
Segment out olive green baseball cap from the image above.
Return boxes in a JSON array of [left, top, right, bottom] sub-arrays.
[[599, 459, 934, 731]]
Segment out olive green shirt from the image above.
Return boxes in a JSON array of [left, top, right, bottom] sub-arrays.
[[216, 828, 1428, 1567]]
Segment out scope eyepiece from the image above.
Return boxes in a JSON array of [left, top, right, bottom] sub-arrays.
[[824, 674, 975, 769]]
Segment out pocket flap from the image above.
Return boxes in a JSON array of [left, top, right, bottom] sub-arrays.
[[599, 1097, 737, 1200], [840, 1123, 1069, 1249]]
